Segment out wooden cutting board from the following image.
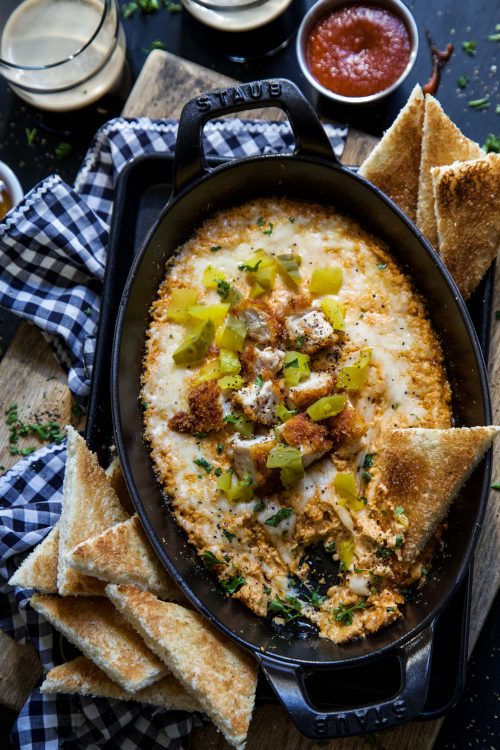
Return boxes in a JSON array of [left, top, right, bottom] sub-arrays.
[[0, 51, 498, 750]]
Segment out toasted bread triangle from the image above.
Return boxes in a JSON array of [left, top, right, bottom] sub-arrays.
[[30, 594, 167, 691], [41, 655, 200, 711], [416, 95, 483, 248], [369, 426, 499, 562], [66, 515, 182, 601], [106, 584, 257, 750], [57, 427, 128, 596], [432, 154, 500, 299], [359, 84, 424, 221], [9, 524, 59, 593]]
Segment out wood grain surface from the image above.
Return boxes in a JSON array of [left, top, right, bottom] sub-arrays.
[[0, 51, 497, 750]]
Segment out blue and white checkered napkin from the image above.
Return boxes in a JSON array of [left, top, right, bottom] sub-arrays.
[[0, 117, 348, 749]]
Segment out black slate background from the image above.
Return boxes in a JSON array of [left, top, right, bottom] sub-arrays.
[[0, 1, 498, 747]]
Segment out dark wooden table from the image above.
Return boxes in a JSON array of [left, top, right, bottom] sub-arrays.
[[0, 2, 498, 748]]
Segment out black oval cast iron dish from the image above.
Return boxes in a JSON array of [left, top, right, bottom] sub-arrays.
[[111, 79, 492, 739]]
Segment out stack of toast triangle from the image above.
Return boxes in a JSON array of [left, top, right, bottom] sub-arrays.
[[359, 87, 498, 300], [8, 427, 258, 749]]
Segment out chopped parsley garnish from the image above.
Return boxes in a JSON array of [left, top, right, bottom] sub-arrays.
[[456, 74, 469, 89], [264, 507, 293, 527], [25, 127, 37, 146], [325, 541, 336, 553], [223, 529, 236, 541], [255, 374, 264, 388], [216, 279, 231, 299], [264, 585, 272, 594], [253, 499, 265, 513], [256, 217, 265, 227], [395, 534, 404, 548], [487, 27, 500, 42], [468, 96, 490, 110], [284, 357, 299, 369], [210, 245, 221, 252], [491, 482, 500, 491], [386, 607, 396, 613], [238, 259, 262, 273], [220, 574, 245, 594], [333, 598, 367, 626], [268, 595, 302, 621], [376, 262, 387, 270], [375, 544, 393, 559], [216, 442, 224, 454], [392, 403, 400, 411], [262, 222, 273, 236], [5, 404, 65, 454], [71, 402, 86, 418], [54, 142, 72, 160], [295, 336, 305, 349], [122, 0, 159, 18], [193, 430, 208, 438], [289, 216, 296, 223], [240, 473, 253, 487], [144, 39, 166, 53], [141, 401, 149, 411], [214, 467, 223, 477], [395, 506, 405, 516], [223, 414, 238, 424], [483, 134, 500, 153], [363, 453, 375, 468], [193, 457, 212, 473], [362, 471, 372, 482], [309, 589, 327, 610], [462, 40, 477, 56], [202, 550, 224, 568]]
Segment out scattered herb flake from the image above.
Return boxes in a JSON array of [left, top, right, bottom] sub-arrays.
[[395, 506, 405, 516], [253, 499, 265, 513], [256, 217, 265, 227], [25, 127, 37, 146], [193, 457, 212, 473], [391, 403, 400, 411], [295, 335, 305, 349], [262, 222, 273, 236], [487, 32, 500, 42], [255, 373, 264, 388], [216, 279, 231, 299], [375, 544, 394, 559], [238, 260, 262, 273], [210, 245, 221, 252], [491, 482, 500, 490], [386, 607, 396, 613], [325, 541, 336, 553], [362, 471, 372, 482], [468, 96, 490, 110], [264, 507, 293, 527], [333, 598, 367, 626], [216, 442, 224, 454], [289, 216, 296, 223], [483, 134, 500, 153], [223, 414, 238, 424], [268, 595, 302, 621], [363, 453, 375, 468], [376, 262, 387, 270], [54, 142, 72, 160], [264, 585, 272, 594], [456, 74, 469, 89], [71, 403, 85, 418], [220, 574, 245, 594], [223, 529, 236, 541], [395, 534, 404, 548], [214, 467, 223, 477], [193, 431, 208, 439], [462, 40, 477, 56], [309, 589, 327, 610], [240, 473, 253, 487], [144, 39, 166, 53], [202, 550, 224, 568]]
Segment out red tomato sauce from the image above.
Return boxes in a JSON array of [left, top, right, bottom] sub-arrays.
[[306, 3, 411, 97]]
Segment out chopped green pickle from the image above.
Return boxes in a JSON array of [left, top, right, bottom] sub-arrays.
[[334, 472, 358, 504], [217, 470, 254, 502], [337, 349, 372, 390], [218, 375, 244, 390], [338, 538, 355, 569], [283, 351, 310, 386], [166, 287, 198, 323], [187, 303, 230, 328], [276, 254, 302, 285], [193, 359, 222, 384], [309, 266, 343, 295], [321, 297, 346, 331], [202, 265, 226, 289], [267, 445, 305, 489], [219, 349, 241, 374], [241, 250, 277, 297], [307, 394, 347, 421], [217, 314, 247, 352], [224, 413, 254, 437], [276, 403, 297, 422], [172, 319, 215, 365]]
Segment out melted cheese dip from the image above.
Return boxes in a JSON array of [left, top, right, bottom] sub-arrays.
[[143, 198, 451, 643]]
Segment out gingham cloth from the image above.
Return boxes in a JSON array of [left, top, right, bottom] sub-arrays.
[[0, 117, 348, 749]]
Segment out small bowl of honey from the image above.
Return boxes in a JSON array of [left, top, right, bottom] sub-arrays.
[[296, 0, 418, 104], [0, 161, 23, 220]]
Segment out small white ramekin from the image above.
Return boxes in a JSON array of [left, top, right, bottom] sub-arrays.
[[296, 0, 419, 105], [0, 160, 23, 209]]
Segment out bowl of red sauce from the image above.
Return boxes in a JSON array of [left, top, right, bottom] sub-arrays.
[[296, 0, 418, 104]]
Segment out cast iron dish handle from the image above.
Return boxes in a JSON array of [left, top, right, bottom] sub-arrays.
[[257, 624, 434, 739], [173, 78, 337, 196]]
